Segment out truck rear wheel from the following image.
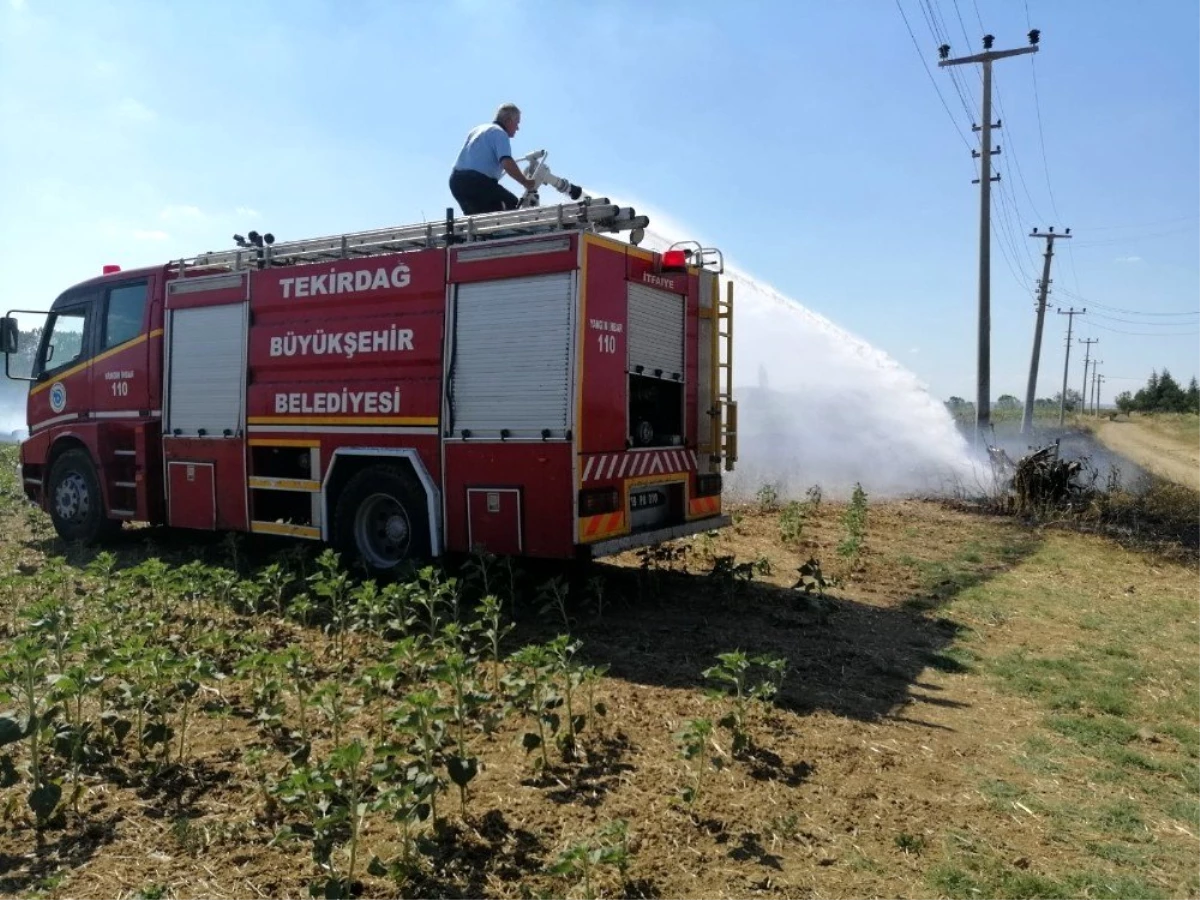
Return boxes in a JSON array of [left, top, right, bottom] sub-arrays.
[[333, 465, 430, 576], [46, 448, 120, 545]]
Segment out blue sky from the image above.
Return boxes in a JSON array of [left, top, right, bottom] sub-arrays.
[[1, 0, 1196, 404]]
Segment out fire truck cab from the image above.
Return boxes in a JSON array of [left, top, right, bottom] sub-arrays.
[[2, 198, 737, 574]]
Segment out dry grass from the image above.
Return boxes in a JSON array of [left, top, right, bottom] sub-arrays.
[[1129, 411, 1200, 448]]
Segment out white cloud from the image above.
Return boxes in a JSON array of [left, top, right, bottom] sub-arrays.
[[115, 98, 155, 122], [1115, 255, 1143, 263], [160, 204, 205, 222], [132, 229, 170, 242], [910, 347, 920, 354], [9, 0, 27, 11], [236, 206, 261, 218]]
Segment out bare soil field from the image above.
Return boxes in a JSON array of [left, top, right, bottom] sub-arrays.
[[1091, 414, 1199, 492], [0, 448, 1196, 900]]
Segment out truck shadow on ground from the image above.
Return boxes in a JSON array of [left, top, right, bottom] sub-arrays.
[[506, 566, 993, 729]]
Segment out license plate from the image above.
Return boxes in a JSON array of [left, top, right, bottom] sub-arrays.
[[630, 490, 665, 511]]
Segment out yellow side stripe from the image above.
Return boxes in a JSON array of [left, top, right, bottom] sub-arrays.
[[250, 521, 320, 539], [248, 438, 321, 447], [248, 477, 321, 492], [247, 416, 438, 427], [29, 328, 163, 396]]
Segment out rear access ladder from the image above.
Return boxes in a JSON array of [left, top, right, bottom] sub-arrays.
[[717, 280, 737, 471]]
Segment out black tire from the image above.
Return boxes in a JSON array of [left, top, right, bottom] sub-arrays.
[[332, 464, 431, 576], [46, 448, 121, 545]]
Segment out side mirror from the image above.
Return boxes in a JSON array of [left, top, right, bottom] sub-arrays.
[[0, 317, 17, 355]]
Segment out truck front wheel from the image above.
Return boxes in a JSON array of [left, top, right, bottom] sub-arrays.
[[333, 465, 431, 576], [46, 448, 120, 545]]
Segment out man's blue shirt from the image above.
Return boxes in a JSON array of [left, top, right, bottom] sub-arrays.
[[453, 123, 512, 180]]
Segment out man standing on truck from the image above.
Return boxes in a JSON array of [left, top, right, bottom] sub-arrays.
[[449, 103, 537, 215]]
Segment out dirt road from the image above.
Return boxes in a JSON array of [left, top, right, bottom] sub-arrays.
[[1094, 418, 1199, 491]]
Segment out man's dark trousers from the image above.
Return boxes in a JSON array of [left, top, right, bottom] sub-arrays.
[[449, 168, 520, 215]]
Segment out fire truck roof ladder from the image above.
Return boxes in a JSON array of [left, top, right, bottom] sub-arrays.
[[176, 198, 650, 274]]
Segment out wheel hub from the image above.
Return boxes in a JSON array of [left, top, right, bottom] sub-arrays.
[[54, 472, 89, 523], [354, 492, 411, 569]]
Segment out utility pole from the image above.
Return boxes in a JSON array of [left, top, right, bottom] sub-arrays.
[[1091, 362, 1104, 415], [1022, 227, 1071, 435], [1057, 307, 1086, 426], [1078, 338, 1098, 411], [939, 30, 1041, 445], [1096, 373, 1105, 415]]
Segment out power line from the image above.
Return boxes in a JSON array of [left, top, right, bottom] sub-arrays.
[[1089, 310, 1199, 327], [1024, 0, 1060, 219], [1085, 320, 1198, 337], [896, 0, 974, 152], [1081, 214, 1199, 232], [921, 0, 976, 121], [1056, 288, 1198, 316], [1069, 225, 1200, 247]]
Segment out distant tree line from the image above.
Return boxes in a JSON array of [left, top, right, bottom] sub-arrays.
[[945, 389, 1082, 417], [1114, 370, 1199, 414]]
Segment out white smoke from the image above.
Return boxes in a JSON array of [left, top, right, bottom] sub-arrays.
[[578, 190, 986, 501], [715, 263, 982, 501]]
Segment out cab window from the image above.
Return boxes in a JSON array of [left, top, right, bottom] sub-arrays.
[[103, 282, 148, 350], [34, 305, 91, 380]]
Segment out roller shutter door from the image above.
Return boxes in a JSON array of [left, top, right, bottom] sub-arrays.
[[628, 282, 684, 379], [165, 302, 248, 437], [450, 272, 575, 439]]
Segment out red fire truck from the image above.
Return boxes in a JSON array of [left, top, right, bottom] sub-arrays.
[[1, 197, 737, 574]]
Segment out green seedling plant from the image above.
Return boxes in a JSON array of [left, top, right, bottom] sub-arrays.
[[755, 482, 780, 512], [235, 650, 287, 735], [468, 594, 512, 694], [503, 643, 562, 773], [257, 562, 295, 617], [674, 717, 722, 810], [547, 636, 606, 761], [354, 661, 400, 742], [837, 481, 869, 560], [546, 819, 634, 900], [380, 581, 420, 638], [309, 550, 354, 665], [778, 484, 824, 545], [431, 646, 488, 816], [310, 679, 361, 756], [47, 658, 107, 819], [462, 549, 500, 599], [281, 646, 316, 761], [390, 687, 451, 830], [585, 575, 607, 620], [170, 654, 216, 766], [708, 555, 759, 601], [273, 738, 371, 899], [702, 650, 788, 757], [0, 635, 63, 829], [538, 575, 573, 633], [414, 566, 460, 639]]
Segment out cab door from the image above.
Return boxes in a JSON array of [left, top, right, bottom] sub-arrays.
[[91, 279, 151, 416]]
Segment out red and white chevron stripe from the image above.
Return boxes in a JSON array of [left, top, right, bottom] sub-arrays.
[[581, 448, 698, 483]]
